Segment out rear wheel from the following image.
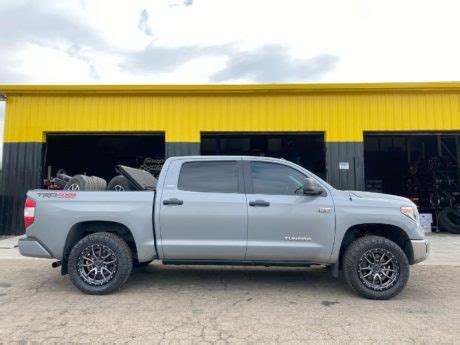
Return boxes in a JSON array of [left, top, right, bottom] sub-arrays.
[[343, 236, 409, 300], [68, 232, 133, 295]]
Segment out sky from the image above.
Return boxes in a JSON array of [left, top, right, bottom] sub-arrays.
[[1, 0, 460, 165]]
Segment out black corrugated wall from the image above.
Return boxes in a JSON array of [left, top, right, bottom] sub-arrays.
[[326, 142, 365, 191], [0, 141, 199, 236], [165, 142, 200, 158], [0, 140, 362, 235], [0, 143, 43, 235], [165, 141, 365, 191]]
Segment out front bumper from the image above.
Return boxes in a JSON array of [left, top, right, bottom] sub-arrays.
[[410, 239, 430, 264], [18, 237, 52, 259]]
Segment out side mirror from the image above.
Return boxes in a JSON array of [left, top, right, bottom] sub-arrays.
[[303, 178, 323, 196]]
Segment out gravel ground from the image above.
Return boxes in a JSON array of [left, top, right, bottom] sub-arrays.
[[0, 260, 459, 343]]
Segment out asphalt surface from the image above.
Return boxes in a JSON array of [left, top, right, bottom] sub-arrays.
[[0, 263, 459, 343], [0, 234, 459, 343]]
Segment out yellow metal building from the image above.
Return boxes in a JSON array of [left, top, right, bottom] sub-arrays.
[[1, 82, 460, 234]]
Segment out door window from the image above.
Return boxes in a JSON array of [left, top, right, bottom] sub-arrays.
[[250, 161, 306, 195], [178, 161, 239, 193]]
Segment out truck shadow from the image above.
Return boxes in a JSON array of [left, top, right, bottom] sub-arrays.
[[125, 263, 352, 296]]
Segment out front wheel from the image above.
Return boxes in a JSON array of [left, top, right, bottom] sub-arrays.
[[342, 236, 409, 300], [68, 232, 133, 295]]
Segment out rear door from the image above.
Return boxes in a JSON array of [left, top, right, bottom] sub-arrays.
[[158, 159, 247, 260], [244, 160, 335, 263]]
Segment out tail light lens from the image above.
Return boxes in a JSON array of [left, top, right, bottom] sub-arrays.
[[24, 198, 36, 228]]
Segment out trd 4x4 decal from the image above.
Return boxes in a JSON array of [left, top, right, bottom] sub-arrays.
[[37, 192, 77, 199]]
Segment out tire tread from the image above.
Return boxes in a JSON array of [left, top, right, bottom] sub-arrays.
[[343, 235, 409, 300]]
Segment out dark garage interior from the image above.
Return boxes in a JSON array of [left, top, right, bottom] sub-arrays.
[[364, 133, 460, 232], [201, 133, 326, 179], [44, 133, 165, 182]]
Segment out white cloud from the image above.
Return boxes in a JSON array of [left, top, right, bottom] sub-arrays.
[[138, 9, 153, 37], [2, 0, 460, 85], [209, 45, 337, 83]]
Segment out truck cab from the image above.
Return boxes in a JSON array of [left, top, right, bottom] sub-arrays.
[[156, 156, 335, 264]]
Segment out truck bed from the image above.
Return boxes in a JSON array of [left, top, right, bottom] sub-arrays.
[[24, 190, 157, 262]]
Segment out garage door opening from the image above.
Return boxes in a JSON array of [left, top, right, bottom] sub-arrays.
[[364, 133, 460, 231], [44, 133, 165, 182], [201, 133, 326, 179]]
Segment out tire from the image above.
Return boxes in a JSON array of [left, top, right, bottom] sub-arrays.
[[107, 175, 135, 191], [343, 236, 409, 300], [57, 173, 72, 182], [438, 207, 460, 234], [68, 232, 133, 295], [64, 175, 90, 191], [86, 175, 95, 191], [64, 175, 107, 191], [89, 176, 107, 190]]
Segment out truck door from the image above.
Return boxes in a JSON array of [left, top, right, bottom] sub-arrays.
[[158, 159, 247, 260], [244, 160, 335, 262]]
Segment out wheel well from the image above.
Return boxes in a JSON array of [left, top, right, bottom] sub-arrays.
[[338, 224, 413, 268], [61, 221, 137, 274]]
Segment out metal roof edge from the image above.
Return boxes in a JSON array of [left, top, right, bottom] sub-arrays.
[[1, 82, 460, 95]]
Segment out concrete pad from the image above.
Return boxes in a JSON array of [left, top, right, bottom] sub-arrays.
[[0, 235, 21, 249], [0, 236, 46, 260], [0, 260, 458, 343], [0, 232, 458, 342], [421, 233, 460, 266]]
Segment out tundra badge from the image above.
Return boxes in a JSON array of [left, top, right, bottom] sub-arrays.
[[284, 236, 312, 241]]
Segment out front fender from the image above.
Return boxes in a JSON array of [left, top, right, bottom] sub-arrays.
[[329, 195, 424, 264]]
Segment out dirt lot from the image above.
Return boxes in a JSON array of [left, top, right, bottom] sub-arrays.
[[0, 260, 459, 343]]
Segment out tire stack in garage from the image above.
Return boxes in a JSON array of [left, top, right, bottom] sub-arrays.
[[438, 208, 460, 234], [64, 175, 107, 191], [107, 175, 135, 191]]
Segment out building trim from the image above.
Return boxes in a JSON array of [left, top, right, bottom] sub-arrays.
[[2, 81, 460, 95]]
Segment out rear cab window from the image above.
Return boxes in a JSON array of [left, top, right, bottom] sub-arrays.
[[178, 161, 240, 193]]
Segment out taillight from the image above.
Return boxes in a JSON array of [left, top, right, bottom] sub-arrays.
[[24, 198, 36, 228]]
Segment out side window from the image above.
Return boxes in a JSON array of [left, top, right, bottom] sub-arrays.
[[178, 161, 239, 193], [250, 161, 306, 195]]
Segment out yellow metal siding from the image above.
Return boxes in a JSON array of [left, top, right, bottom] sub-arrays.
[[3, 90, 460, 144]]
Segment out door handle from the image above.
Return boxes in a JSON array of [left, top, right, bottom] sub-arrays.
[[249, 200, 270, 207], [163, 198, 184, 206]]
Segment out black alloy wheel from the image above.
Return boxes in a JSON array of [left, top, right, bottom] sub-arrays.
[[68, 232, 133, 295], [343, 235, 409, 300]]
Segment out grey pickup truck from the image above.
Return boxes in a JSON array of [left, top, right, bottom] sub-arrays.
[[19, 156, 429, 299]]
